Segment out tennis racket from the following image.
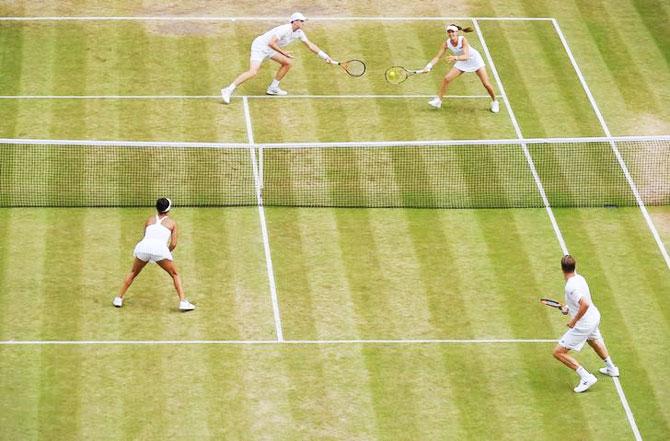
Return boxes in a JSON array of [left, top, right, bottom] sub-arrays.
[[384, 66, 422, 84], [540, 298, 567, 314], [336, 59, 366, 77]]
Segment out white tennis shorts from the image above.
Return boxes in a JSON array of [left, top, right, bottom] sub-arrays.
[[250, 40, 277, 64], [559, 322, 603, 351], [133, 240, 173, 263]]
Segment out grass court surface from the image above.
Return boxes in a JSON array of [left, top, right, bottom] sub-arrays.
[[1, 1, 669, 440]]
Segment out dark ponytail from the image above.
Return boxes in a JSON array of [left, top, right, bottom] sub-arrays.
[[447, 24, 474, 33]]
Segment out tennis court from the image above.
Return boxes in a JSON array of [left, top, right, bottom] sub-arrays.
[[1, 3, 669, 440]]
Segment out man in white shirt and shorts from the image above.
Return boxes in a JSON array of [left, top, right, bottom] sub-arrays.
[[221, 12, 336, 103], [552, 255, 620, 392]]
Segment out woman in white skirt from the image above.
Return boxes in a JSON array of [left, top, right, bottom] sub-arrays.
[[113, 198, 195, 311], [420, 24, 499, 112]]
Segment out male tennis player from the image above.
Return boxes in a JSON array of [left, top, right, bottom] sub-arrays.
[[113, 198, 195, 311], [221, 12, 336, 103], [552, 255, 619, 392]]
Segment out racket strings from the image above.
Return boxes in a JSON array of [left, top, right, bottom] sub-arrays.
[[385, 66, 409, 84], [342, 60, 366, 77]]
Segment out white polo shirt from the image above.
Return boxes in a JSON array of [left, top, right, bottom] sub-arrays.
[[564, 273, 601, 327], [254, 23, 308, 49]]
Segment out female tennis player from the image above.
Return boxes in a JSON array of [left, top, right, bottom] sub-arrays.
[[420, 24, 499, 112], [221, 12, 336, 103], [113, 198, 195, 311]]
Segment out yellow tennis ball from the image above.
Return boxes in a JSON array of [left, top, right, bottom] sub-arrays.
[[388, 71, 397, 79]]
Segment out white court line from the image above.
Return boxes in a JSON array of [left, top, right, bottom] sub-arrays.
[[552, 18, 669, 272], [476, 18, 642, 441], [0, 338, 557, 345], [473, 19, 568, 255], [551, 19, 649, 441], [0, 94, 489, 100], [243, 96, 284, 342], [0, 16, 554, 22]]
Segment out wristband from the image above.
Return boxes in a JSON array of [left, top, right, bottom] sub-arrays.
[[317, 50, 330, 60]]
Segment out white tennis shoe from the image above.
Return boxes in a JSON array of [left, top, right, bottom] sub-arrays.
[[574, 374, 597, 393], [221, 87, 233, 104], [266, 86, 288, 96], [179, 299, 196, 311], [428, 97, 442, 109], [599, 366, 620, 377], [490, 100, 500, 113], [112, 296, 123, 308]]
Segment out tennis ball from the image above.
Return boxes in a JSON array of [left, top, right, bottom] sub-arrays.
[[388, 71, 397, 79]]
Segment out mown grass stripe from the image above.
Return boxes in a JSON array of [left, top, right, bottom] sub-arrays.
[[0, 23, 23, 138], [332, 211, 399, 335], [404, 210, 474, 437], [36, 211, 85, 438], [204, 347, 252, 438], [266, 209, 318, 340], [631, 0, 670, 65], [368, 211, 435, 336], [0, 209, 9, 339], [575, 1, 661, 116], [283, 346, 338, 438]]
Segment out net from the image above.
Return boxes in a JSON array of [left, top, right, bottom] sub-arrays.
[[0, 140, 256, 207], [0, 136, 668, 208]]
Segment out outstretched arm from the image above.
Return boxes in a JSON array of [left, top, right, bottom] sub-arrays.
[[302, 39, 335, 63], [420, 43, 447, 73]]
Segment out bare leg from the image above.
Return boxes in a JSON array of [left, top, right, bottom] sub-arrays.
[[269, 54, 293, 81], [437, 67, 463, 99], [553, 344, 581, 370], [230, 61, 263, 88], [118, 258, 148, 298], [157, 259, 185, 301], [587, 339, 610, 360], [475, 67, 496, 101]]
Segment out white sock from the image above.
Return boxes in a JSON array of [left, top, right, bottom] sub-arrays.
[[576, 366, 590, 379], [604, 356, 615, 368], [270, 79, 280, 89], [228, 84, 236, 92]]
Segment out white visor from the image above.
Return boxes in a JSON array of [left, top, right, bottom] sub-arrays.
[[164, 198, 172, 212], [446, 25, 459, 33]]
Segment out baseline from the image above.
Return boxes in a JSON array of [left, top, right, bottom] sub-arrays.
[[0, 16, 555, 22], [0, 338, 557, 345], [0, 94, 490, 100]]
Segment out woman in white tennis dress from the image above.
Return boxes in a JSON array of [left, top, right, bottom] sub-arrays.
[[421, 24, 499, 112], [113, 198, 195, 311]]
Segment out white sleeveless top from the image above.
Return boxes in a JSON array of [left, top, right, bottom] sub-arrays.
[[143, 215, 171, 243], [446, 36, 485, 72]]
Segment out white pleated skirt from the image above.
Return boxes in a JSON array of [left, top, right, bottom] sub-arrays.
[[134, 239, 173, 263]]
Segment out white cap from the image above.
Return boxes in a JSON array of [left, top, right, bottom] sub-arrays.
[[446, 24, 459, 33], [290, 12, 306, 22]]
